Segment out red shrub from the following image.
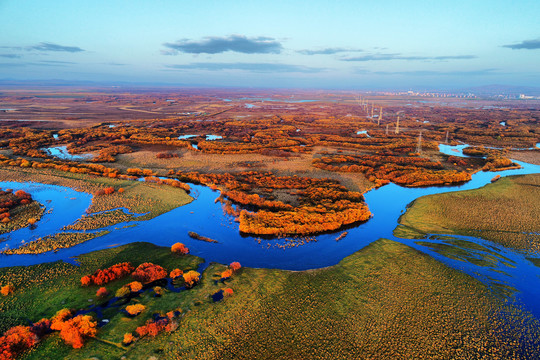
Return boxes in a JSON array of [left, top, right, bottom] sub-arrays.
[[0, 326, 38, 360], [96, 287, 109, 298], [81, 262, 134, 286], [171, 242, 189, 255], [131, 263, 167, 283], [229, 262, 241, 272], [135, 319, 167, 338]]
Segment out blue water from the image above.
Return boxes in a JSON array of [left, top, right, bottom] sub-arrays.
[[205, 135, 222, 141], [0, 183, 92, 249], [438, 144, 473, 157], [440, 142, 540, 153], [356, 130, 370, 137], [177, 135, 198, 140], [1, 145, 540, 317], [43, 146, 93, 160], [177, 134, 223, 141]]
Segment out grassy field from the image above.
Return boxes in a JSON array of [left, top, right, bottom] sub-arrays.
[[0, 242, 204, 359], [395, 174, 540, 252], [1, 240, 538, 359]]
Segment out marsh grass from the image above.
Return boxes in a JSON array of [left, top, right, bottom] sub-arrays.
[[1, 240, 539, 359], [395, 174, 540, 252], [0, 167, 192, 232], [1, 231, 110, 255], [0, 243, 203, 347], [0, 201, 44, 235]]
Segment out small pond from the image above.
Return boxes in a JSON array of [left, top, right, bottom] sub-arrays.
[[43, 146, 94, 160]]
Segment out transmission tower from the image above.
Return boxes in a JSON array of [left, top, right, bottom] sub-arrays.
[[416, 130, 423, 153]]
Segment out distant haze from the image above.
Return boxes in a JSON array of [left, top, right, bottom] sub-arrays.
[[0, 0, 539, 89]]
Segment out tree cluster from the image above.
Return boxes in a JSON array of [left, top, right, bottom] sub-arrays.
[[80, 262, 134, 286]]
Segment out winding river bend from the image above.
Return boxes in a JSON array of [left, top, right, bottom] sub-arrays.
[[1, 145, 540, 316]]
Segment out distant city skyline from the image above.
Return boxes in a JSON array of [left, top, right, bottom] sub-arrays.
[[1, 0, 539, 89]]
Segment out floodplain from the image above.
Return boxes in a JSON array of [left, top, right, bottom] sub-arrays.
[[0, 88, 539, 359]]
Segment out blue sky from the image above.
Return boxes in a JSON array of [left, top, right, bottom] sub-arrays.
[[0, 0, 539, 89]]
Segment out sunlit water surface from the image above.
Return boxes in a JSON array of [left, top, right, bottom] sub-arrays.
[[1, 145, 540, 317]]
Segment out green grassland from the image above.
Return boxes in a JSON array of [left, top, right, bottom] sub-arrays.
[[395, 174, 540, 252], [1, 240, 538, 359]]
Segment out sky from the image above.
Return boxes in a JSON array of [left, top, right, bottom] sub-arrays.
[[0, 0, 539, 90]]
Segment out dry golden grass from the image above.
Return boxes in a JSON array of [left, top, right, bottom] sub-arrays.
[[1, 231, 109, 254], [508, 150, 540, 165], [63, 209, 136, 231], [396, 174, 540, 252], [117, 148, 375, 193], [0, 201, 44, 235]]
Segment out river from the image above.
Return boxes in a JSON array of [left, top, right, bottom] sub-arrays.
[[1, 145, 539, 316]]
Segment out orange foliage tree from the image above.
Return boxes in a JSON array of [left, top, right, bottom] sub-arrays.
[[81, 262, 134, 286], [169, 269, 183, 279], [125, 304, 146, 316], [182, 270, 200, 287], [135, 319, 168, 338], [229, 262, 241, 272], [220, 269, 233, 280], [50, 309, 73, 331], [126, 281, 143, 292], [96, 287, 108, 298], [0, 325, 38, 360], [57, 315, 97, 349], [131, 263, 167, 283], [171, 242, 189, 255], [122, 333, 134, 345], [80, 276, 91, 287], [1, 284, 15, 296]]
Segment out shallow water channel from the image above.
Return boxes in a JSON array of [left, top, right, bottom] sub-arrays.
[[1, 145, 540, 317]]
